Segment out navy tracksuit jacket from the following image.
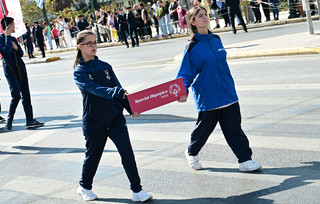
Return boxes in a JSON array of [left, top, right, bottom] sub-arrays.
[[74, 56, 142, 192], [0, 33, 33, 122]]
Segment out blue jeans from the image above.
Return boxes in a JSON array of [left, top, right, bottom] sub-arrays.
[[271, 3, 279, 19], [159, 16, 167, 36], [46, 33, 53, 49], [165, 13, 174, 34]]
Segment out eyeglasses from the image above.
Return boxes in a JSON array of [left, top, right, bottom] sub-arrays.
[[80, 41, 98, 47]]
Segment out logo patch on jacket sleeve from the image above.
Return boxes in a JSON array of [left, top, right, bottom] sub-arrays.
[[105, 70, 111, 80], [88, 74, 94, 81]]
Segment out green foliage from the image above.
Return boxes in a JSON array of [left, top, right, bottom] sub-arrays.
[[20, 0, 42, 24], [279, 0, 289, 11], [100, 3, 118, 13]]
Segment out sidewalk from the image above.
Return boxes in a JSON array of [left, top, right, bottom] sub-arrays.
[[22, 11, 320, 65]]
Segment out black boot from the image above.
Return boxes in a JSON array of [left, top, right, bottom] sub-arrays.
[[0, 116, 5, 122], [6, 117, 13, 130]]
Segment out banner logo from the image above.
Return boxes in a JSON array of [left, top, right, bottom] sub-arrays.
[[169, 83, 181, 97]]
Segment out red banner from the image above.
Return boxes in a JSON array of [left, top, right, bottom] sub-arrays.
[[128, 77, 187, 114], [0, 0, 8, 33], [0, 0, 8, 19]]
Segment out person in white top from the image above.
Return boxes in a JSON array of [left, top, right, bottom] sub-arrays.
[[63, 18, 73, 48]]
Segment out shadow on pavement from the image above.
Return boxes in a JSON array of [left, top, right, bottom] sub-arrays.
[[95, 197, 272, 203], [0, 115, 81, 133], [79, 163, 320, 203], [5, 146, 153, 155], [226, 43, 260, 50], [125, 114, 195, 124], [201, 161, 320, 203]]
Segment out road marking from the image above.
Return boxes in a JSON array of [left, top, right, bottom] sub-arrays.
[[0, 128, 72, 162], [128, 130, 320, 152], [237, 84, 320, 91], [125, 64, 178, 92], [2, 176, 71, 195]]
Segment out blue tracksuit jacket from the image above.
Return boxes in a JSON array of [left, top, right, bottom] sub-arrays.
[[176, 32, 238, 112], [74, 57, 132, 134]]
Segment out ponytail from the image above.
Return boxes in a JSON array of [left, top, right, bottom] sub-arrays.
[[73, 49, 82, 69], [73, 30, 96, 69]]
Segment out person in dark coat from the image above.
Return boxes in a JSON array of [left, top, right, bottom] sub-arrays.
[[0, 17, 44, 130], [118, 8, 129, 48], [77, 15, 89, 31], [113, 8, 122, 42], [22, 23, 35, 58], [126, 7, 139, 47], [32, 21, 45, 57], [225, 0, 247, 34]]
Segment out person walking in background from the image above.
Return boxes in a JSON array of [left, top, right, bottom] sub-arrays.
[[164, 0, 174, 35], [155, 0, 168, 36], [176, 7, 261, 172], [250, 0, 262, 23], [32, 21, 46, 57], [113, 8, 122, 42], [51, 25, 60, 48], [70, 16, 79, 38], [226, 0, 247, 34], [210, 0, 221, 29], [126, 7, 140, 47], [133, 4, 145, 39], [22, 23, 35, 58], [261, 0, 271, 21], [141, 3, 153, 38], [77, 15, 89, 31], [152, 0, 160, 37], [169, 0, 180, 34], [218, 0, 230, 27], [177, 1, 188, 33], [0, 17, 44, 130], [56, 16, 66, 48], [73, 30, 152, 202], [269, 0, 279, 20], [108, 12, 118, 42], [62, 18, 73, 48], [43, 22, 53, 50], [118, 8, 130, 48]]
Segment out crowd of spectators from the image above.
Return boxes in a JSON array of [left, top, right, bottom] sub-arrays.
[[19, 0, 190, 53], [18, 0, 319, 54]]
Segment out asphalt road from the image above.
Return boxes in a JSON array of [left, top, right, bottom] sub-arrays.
[[0, 23, 320, 203]]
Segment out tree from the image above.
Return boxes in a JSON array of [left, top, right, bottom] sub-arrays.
[[52, 0, 76, 12], [20, 0, 42, 24]]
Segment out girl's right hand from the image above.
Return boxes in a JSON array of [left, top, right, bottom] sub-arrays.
[[178, 95, 187, 103], [131, 112, 141, 117]]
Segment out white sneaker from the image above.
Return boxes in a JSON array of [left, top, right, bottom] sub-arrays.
[[184, 149, 202, 170], [239, 160, 262, 172], [132, 189, 153, 202], [77, 186, 98, 201]]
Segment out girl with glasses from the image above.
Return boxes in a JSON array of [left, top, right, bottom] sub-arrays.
[[73, 30, 152, 202]]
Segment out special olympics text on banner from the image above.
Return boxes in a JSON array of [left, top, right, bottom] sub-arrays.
[[127, 77, 187, 114]]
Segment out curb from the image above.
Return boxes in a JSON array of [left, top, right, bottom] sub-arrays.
[[23, 56, 61, 65], [0, 56, 62, 67], [173, 47, 320, 63], [46, 57, 61, 63]]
